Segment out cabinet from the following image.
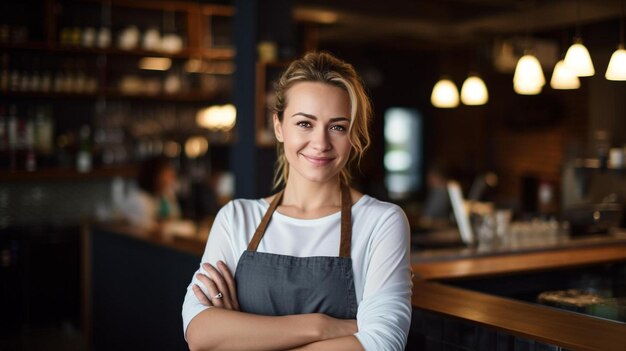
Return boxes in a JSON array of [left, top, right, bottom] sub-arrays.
[[0, 0, 235, 179]]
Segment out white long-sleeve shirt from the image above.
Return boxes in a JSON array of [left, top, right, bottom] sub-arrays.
[[182, 194, 413, 351]]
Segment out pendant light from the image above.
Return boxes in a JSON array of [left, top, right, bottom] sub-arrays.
[[564, 40, 595, 76], [564, 0, 595, 76], [513, 53, 545, 95], [606, 46, 626, 80], [606, 0, 626, 80], [460, 74, 488, 105], [512, 3, 545, 95], [551, 60, 580, 89], [431, 77, 459, 108]]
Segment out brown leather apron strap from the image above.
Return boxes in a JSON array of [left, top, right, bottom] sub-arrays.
[[247, 190, 284, 251], [248, 184, 353, 257], [339, 183, 352, 257]]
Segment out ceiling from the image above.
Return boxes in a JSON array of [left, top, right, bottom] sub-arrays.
[[294, 0, 623, 49]]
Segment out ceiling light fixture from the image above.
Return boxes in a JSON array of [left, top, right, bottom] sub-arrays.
[[460, 74, 488, 105], [431, 77, 459, 108], [564, 0, 595, 76], [564, 40, 595, 76], [513, 53, 545, 95], [606, 0, 626, 80], [551, 59, 580, 89]]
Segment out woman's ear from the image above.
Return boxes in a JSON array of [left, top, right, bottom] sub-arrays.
[[273, 114, 283, 143]]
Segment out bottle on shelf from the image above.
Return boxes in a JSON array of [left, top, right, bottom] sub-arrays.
[[18, 57, 30, 92], [7, 105, 18, 171], [97, 27, 112, 49], [0, 105, 8, 170], [82, 27, 97, 48], [40, 60, 52, 93], [0, 54, 9, 92], [24, 107, 36, 172], [0, 105, 7, 153], [9, 58, 20, 92], [29, 57, 41, 93], [77, 124, 92, 173], [35, 105, 54, 155]]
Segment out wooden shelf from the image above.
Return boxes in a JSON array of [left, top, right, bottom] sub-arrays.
[[0, 90, 224, 103], [0, 166, 138, 182], [0, 42, 234, 60], [83, 0, 233, 16]]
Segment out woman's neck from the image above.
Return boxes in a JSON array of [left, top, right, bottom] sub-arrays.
[[281, 176, 342, 213]]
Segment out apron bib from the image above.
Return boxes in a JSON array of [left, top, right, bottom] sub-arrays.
[[234, 184, 358, 319]]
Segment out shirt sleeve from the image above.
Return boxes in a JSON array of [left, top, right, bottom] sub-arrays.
[[354, 205, 413, 351], [181, 201, 238, 339]]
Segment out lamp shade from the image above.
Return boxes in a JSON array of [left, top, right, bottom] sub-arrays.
[[513, 54, 545, 95], [564, 41, 595, 77], [606, 45, 626, 81], [460, 75, 488, 105], [550, 60, 580, 89], [431, 78, 459, 108]]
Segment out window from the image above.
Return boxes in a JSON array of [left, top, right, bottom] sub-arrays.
[[384, 107, 422, 200]]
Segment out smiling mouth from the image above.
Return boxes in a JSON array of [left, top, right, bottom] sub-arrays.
[[301, 154, 335, 165]]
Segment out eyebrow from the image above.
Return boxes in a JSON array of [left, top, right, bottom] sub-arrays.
[[290, 112, 350, 123]]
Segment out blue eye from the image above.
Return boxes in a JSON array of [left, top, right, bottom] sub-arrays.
[[296, 121, 312, 128]]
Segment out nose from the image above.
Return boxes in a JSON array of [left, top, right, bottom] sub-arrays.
[[310, 127, 332, 151]]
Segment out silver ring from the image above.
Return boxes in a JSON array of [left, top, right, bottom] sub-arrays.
[[213, 292, 223, 300]]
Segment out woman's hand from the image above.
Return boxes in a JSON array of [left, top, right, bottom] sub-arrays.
[[193, 260, 240, 311]]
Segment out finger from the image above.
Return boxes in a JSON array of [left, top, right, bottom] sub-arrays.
[[203, 263, 233, 310], [218, 260, 239, 311], [195, 273, 224, 308], [192, 284, 213, 306]]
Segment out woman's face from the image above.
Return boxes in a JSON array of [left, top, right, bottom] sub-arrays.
[[274, 81, 352, 185]]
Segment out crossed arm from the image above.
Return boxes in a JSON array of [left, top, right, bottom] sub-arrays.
[[185, 261, 364, 351]]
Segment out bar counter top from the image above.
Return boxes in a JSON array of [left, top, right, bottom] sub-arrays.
[[410, 230, 626, 351], [411, 230, 626, 280], [90, 223, 626, 278], [87, 224, 626, 350]]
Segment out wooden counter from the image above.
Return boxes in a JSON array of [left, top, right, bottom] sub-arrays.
[[82, 224, 204, 350], [412, 244, 626, 281], [89, 223, 208, 256], [410, 233, 626, 351], [86, 224, 626, 350], [412, 280, 625, 351]]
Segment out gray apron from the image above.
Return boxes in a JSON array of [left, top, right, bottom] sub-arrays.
[[234, 184, 358, 319]]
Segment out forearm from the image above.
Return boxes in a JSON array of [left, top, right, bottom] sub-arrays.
[[288, 335, 364, 351], [186, 308, 327, 351]]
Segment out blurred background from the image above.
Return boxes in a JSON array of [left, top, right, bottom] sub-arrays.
[[1, 0, 626, 350]]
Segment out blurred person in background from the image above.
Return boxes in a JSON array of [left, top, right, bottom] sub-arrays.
[[122, 156, 181, 231], [419, 162, 452, 229]]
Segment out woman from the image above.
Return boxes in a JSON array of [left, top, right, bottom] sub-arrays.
[[182, 52, 412, 351], [122, 156, 181, 231]]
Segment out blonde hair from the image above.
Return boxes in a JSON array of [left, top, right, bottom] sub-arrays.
[[271, 52, 372, 189]]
